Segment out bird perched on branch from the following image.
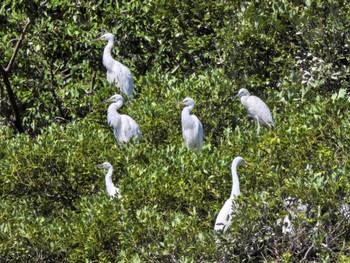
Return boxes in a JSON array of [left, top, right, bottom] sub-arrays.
[[234, 88, 274, 134], [176, 97, 203, 153], [92, 33, 134, 100], [95, 162, 121, 198], [214, 156, 251, 234], [102, 94, 142, 144]]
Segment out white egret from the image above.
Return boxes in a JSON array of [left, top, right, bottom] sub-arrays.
[[214, 156, 251, 233], [95, 162, 121, 198], [102, 94, 142, 144], [176, 97, 203, 153], [278, 197, 308, 234], [234, 88, 274, 134], [92, 33, 134, 100]]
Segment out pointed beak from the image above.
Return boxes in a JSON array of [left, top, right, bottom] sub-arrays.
[[90, 36, 103, 43], [232, 89, 241, 99], [244, 161, 252, 167], [100, 98, 113, 104], [95, 163, 103, 167], [176, 100, 186, 105], [233, 93, 240, 99]]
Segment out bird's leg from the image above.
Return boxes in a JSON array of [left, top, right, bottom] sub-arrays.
[[256, 117, 261, 135]]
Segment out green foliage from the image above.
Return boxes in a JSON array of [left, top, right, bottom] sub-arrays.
[[1, 0, 350, 262]]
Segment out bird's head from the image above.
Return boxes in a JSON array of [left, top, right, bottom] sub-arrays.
[[101, 94, 124, 104], [176, 97, 195, 107], [233, 88, 250, 98], [233, 156, 252, 168], [91, 33, 115, 42], [95, 162, 113, 169]]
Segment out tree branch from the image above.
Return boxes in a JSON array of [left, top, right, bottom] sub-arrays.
[[0, 66, 24, 133], [89, 70, 96, 94], [5, 19, 32, 72], [0, 18, 33, 133]]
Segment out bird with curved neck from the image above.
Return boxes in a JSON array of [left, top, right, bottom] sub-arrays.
[[102, 94, 142, 144], [176, 97, 203, 153], [92, 33, 134, 100], [234, 88, 274, 135], [95, 162, 121, 198], [214, 156, 251, 233]]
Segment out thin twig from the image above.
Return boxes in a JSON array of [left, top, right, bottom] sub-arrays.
[[171, 64, 180, 74], [89, 70, 96, 93], [301, 245, 313, 262], [6, 19, 32, 72]]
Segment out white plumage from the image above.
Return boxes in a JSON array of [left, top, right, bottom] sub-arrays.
[[177, 97, 203, 153], [278, 197, 308, 234], [214, 156, 251, 233], [234, 88, 274, 134], [93, 33, 134, 100], [95, 162, 121, 198], [102, 94, 142, 144]]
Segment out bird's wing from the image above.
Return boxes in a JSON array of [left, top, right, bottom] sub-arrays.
[[110, 62, 134, 98], [113, 128, 123, 144], [246, 96, 273, 126], [106, 183, 117, 197], [196, 116, 204, 150], [121, 115, 142, 142], [182, 114, 203, 150], [214, 198, 235, 233]]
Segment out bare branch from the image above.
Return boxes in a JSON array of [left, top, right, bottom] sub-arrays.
[[40, 0, 48, 7], [89, 70, 96, 94], [171, 64, 180, 74], [301, 245, 313, 261], [5, 19, 32, 72]]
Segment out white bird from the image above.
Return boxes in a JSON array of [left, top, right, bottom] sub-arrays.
[[340, 203, 350, 221], [92, 33, 134, 100], [102, 94, 142, 144], [234, 88, 274, 134], [278, 197, 308, 234], [95, 162, 121, 198], [176, 97, 203, 153], [214, 157, 251, 233]]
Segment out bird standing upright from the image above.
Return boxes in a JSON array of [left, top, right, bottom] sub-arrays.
[[214, 156, 251, 234], [92, 33, 134, 100], [234, 88, 274, 134], [177, 97, 203, 153], [102, 94, 142, 144], [95, 162, 121, 198]]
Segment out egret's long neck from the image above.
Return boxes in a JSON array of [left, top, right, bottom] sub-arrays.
[[107, 103, 122, 124], [103, 39, 115, 70], [187, 104, 194, 112], [105, 166, 115, 188], [181, 104, 194, 117], [107, 103, 121, 115], [240, 95, 249, 109], [181, 106, 193, 126], [108, 102, 122, 114], [230, 162, 241, 198]]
